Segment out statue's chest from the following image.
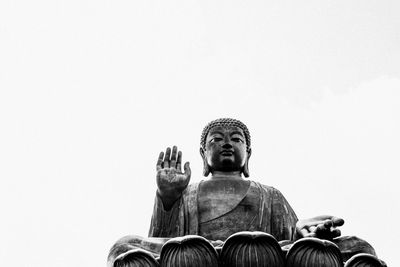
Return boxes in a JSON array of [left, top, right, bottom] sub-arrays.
[[197, 179, 252, 223]]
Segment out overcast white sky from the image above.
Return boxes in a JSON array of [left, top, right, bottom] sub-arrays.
[[1, 1, 399, 266]]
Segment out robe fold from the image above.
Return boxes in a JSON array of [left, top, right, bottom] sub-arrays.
[[148, 180, 298, 242]]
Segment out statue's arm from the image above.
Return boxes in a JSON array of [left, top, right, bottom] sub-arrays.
[[150, 146, 191, 237], [259, 185, 298, 241], [270, 187, 298, 241], [148, 191, 182, 237], [267, 186, 344, 241]]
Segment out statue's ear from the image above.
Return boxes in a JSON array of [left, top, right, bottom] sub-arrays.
[[200, 147, 210, 177], [243, 148, 251, 178]]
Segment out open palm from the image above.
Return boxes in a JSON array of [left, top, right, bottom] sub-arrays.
[[156, 146, 191, 205]]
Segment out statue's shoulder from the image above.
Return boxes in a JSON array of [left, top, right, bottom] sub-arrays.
[[250, 180, 277, 191], [250, 181, 286, 198]]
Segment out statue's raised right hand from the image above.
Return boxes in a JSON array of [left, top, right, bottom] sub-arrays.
[[156, 146, 191, 209]]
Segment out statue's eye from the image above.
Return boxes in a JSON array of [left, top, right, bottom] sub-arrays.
[[232, 137, 243, 143], [211, 137, 223, 142]]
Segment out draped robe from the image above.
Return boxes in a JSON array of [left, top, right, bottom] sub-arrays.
[[148, 180, 298, 242]]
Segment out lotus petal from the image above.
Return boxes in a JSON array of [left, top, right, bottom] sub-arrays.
[[113, 248, 159, 267], [220, 231, 285, 267], [344, 253, 384, 267], [286, 238, 343, 267], [160, 235, 219, 267]]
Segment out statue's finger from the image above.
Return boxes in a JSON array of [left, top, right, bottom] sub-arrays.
[[330, 228, 341, 238], [299, 228, 310, 238], [307, 215, 336, 225], [303, 220, 325, 228], [323, 219, 333, 228], [184, 162, 191, 179], [315, 223, 329, 235], [164, 147, 171, 168], [332, 217, 345, 227], [308, 226, 317, 233], [157, 151, 164, 170], [170, 146, 177, 168], [176, 151, 182, 171], [314, 224, 332, 239]]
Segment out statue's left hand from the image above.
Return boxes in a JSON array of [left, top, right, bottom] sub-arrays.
[[296, 215, 344, 240]]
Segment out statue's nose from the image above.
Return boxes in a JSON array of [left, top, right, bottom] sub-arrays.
[[222, 143, 232, 149]]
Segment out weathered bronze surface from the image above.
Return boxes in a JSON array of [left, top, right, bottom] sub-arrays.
[[344, 253, 385, 267], [160, 235, 219, 267], [220, 231, 285, 267], [113, 248, 159, 267], [108, 118, 381, 267], [286, 238, 343, 267]]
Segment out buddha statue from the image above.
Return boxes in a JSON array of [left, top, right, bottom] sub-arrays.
[[108, 118, 383, 266]]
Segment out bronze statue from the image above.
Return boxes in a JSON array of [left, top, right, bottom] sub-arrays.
[[108, 118, 382, 266]]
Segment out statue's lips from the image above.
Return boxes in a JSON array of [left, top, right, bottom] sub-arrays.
[[220, 150, 234, 156]]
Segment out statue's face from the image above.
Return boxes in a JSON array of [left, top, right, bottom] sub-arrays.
[[203, 126, 248, 173]]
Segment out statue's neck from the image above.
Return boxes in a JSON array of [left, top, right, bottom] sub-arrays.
[[210, 171, 243, 180]]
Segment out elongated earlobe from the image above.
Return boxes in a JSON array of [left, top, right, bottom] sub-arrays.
[[243, 148, 251, 178], [243, 162, 250, 177], [203, 163, 211, 177], [200, 148, 210, 177]]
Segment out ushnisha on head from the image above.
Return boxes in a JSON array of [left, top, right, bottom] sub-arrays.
[[200, 118, 252, 178]]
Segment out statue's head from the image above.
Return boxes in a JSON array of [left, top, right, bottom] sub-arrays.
[[200, 118, 252, 177]]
